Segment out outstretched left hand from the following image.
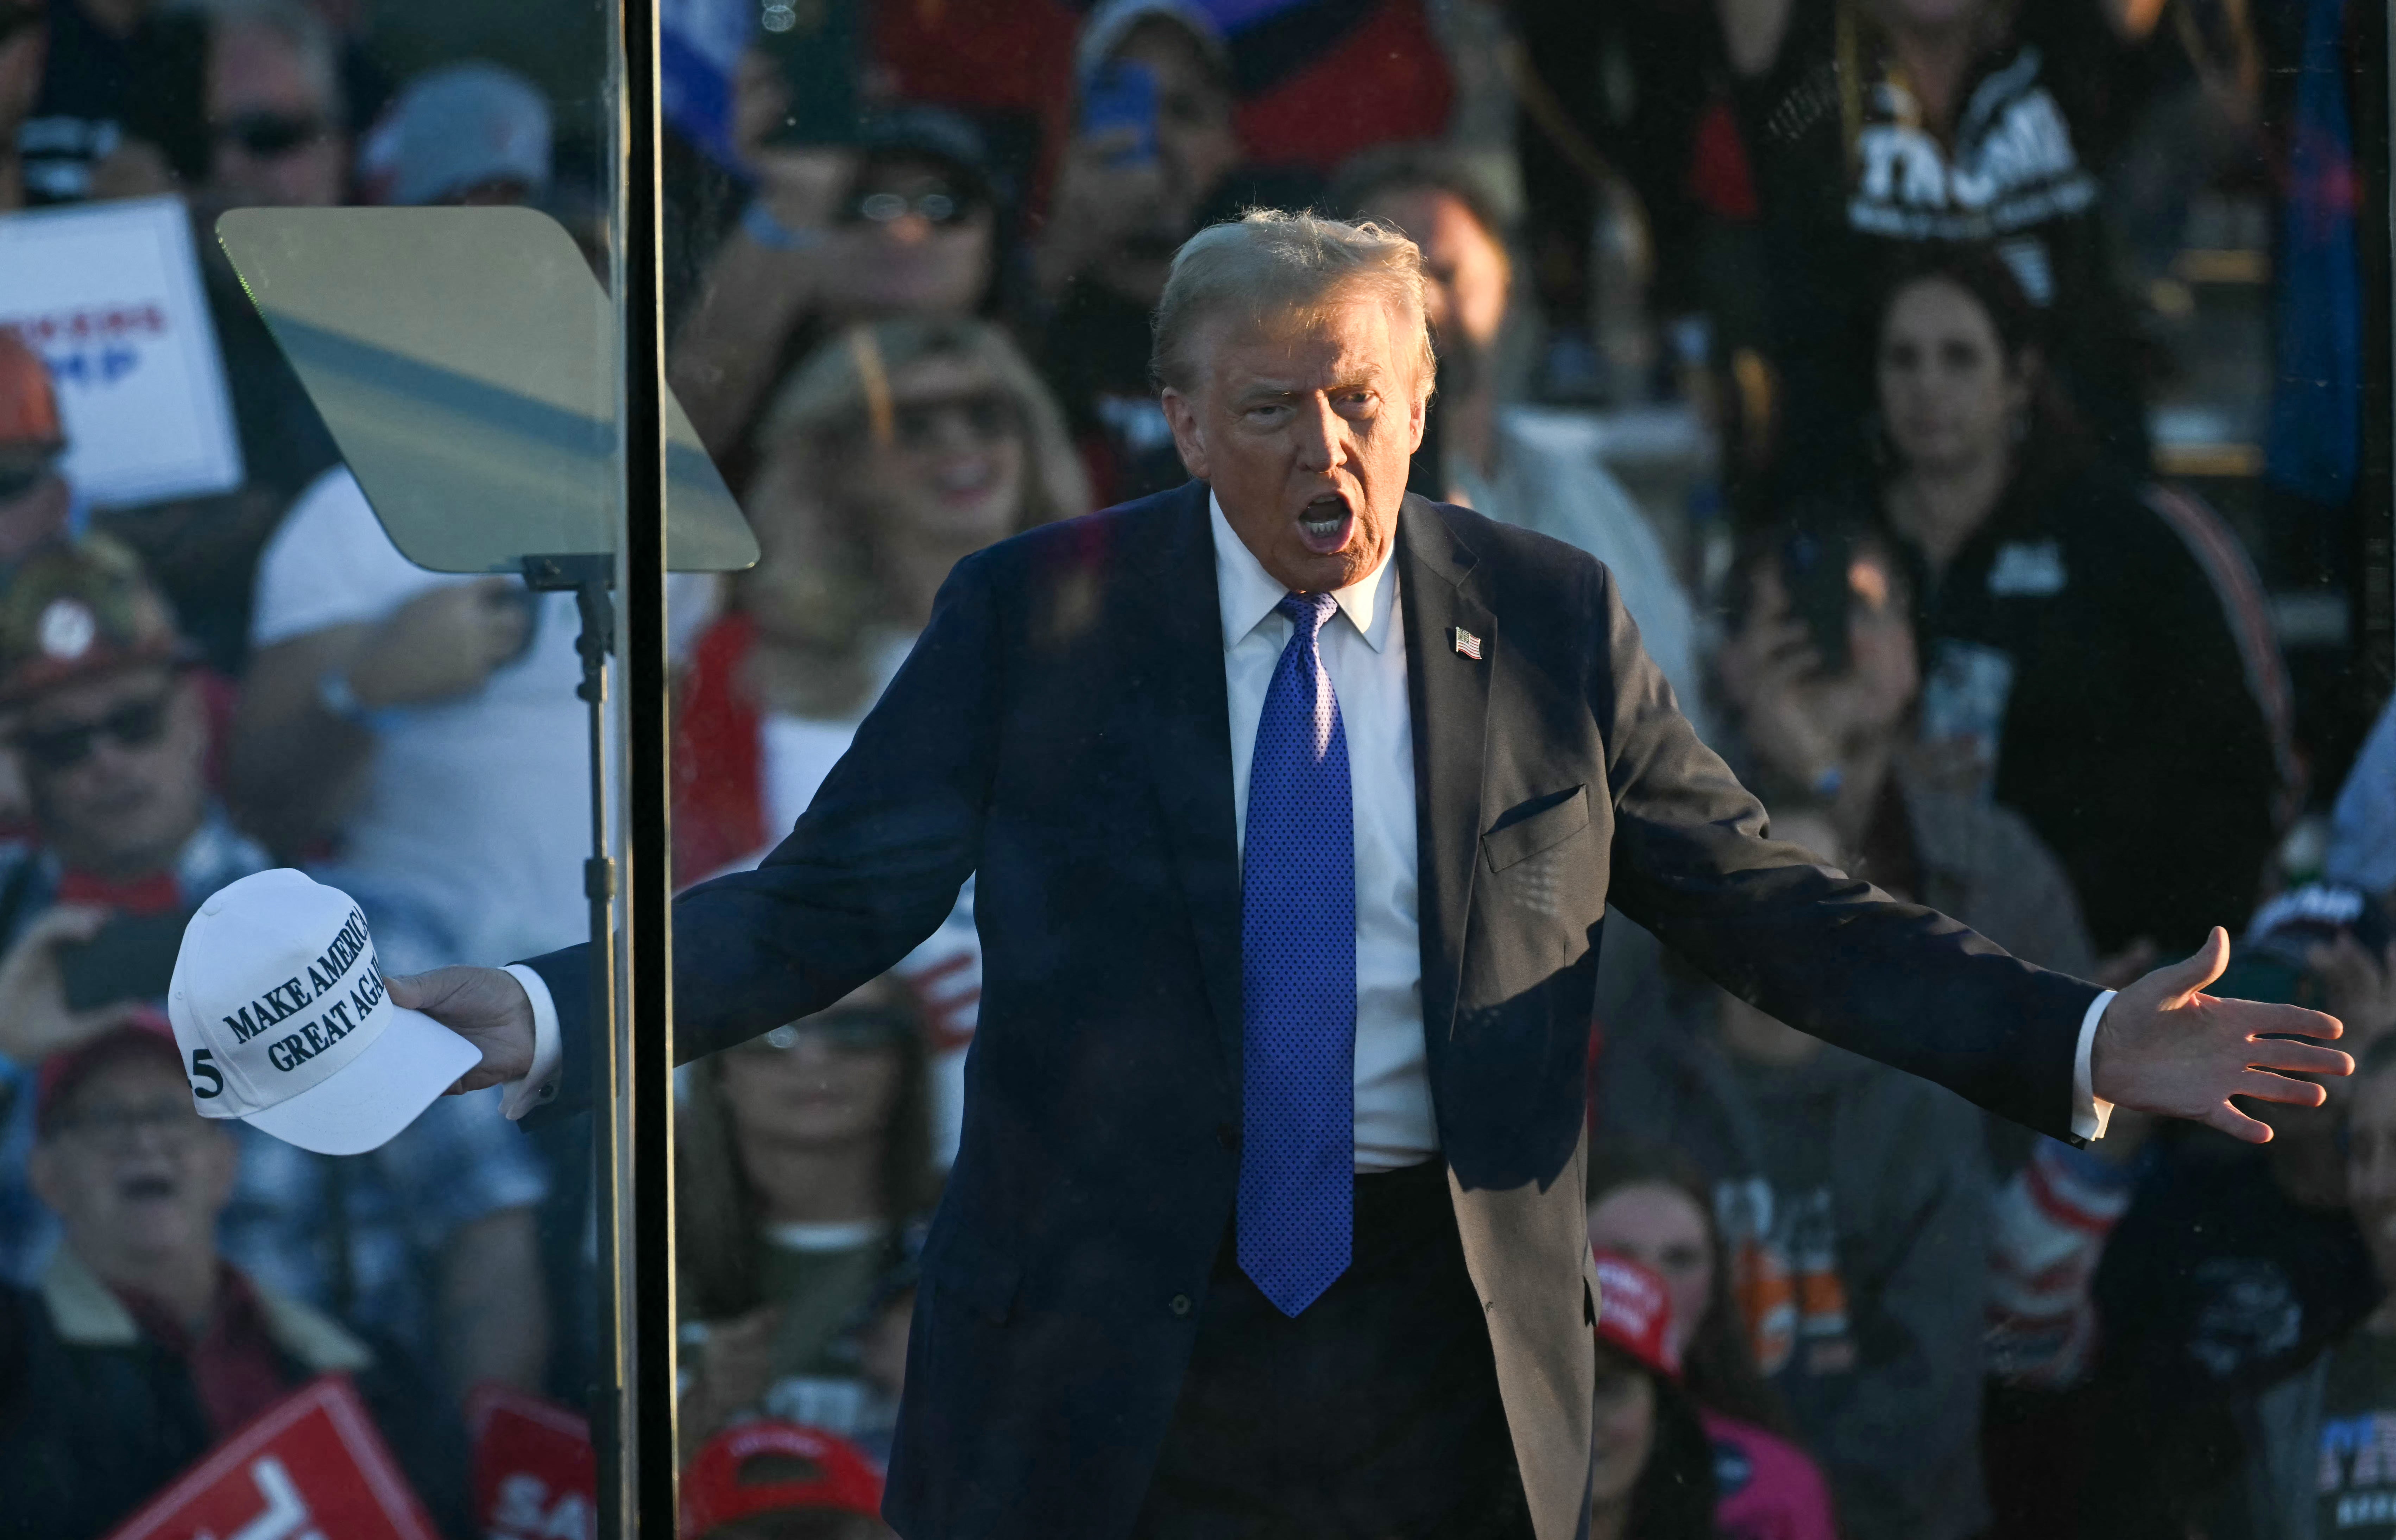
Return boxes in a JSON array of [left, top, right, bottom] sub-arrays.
[[2092, 927, 2352, 1143]]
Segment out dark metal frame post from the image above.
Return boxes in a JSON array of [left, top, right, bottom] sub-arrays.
[[602, 0, 677, 1531]]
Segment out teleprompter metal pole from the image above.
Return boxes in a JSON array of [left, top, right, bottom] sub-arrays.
[[575, 0, 675, 1530], [619, 0, 679, 1530]]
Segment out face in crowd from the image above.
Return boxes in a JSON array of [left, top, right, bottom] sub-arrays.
[[847, 353, 1029, 554], [1875, 276, 2032, 480], [1162, 281, 1430, 595], [206, 16, 348, 210], [15, 663, 211, 881], [1589, 1181, 1716, 1356], [1359, 184, 1511, 396], [718, 979, 912, 1168], [1106, 19, 1240, 258], [29, 1046, 238, 1282], [744, 346, 1032, 643], [823, 153, 994, 321]]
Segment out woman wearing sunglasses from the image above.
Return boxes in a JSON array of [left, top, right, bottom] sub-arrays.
[[674, 315, 1088, 888], [675, 977, 939, 1457], [670, 99, 1004, 476], [673, 316, 1086, 1175]]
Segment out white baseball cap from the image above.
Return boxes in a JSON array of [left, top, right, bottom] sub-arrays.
[[167, 869, 480, 1155]]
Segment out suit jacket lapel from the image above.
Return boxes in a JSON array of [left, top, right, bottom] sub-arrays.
[[1131, 482, 1246, 1084], [1396, 497, 1493, 1042]]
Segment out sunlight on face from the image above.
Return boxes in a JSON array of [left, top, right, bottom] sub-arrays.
[[1159, 285, 1427, 594]]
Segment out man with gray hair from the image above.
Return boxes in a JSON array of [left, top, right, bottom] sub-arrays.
[[402, 209, 2348, 1539]]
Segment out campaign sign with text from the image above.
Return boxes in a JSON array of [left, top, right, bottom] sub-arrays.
[[466, 1382, 597, 1540], [101, 1375, 438, 1540], [0, 196, 244, 507]]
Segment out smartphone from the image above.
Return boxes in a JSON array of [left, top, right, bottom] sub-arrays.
[[1080, 60, 1159, 167], [58, 910, 194, 1014], [1779, 527, 1853, 675], [759, 0, 864, 147]]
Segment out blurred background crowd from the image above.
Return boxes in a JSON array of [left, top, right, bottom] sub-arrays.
[[0, 0, 2391, 1536]]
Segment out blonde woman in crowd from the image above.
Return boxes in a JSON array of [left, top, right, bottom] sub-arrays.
[[675, 314, 1090, 883], [673, 315, 1090, 1163]]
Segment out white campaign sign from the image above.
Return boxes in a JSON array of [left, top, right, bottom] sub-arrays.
[[0, 196, 244, 506]]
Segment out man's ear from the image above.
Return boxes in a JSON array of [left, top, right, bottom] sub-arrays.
[[1161, 387, 1210, 480], [1407, 384, 1430, 456]]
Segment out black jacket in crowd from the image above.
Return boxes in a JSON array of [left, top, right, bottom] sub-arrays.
[[1904, 464, 2290, 957], [0, 1249, 470, 1540]]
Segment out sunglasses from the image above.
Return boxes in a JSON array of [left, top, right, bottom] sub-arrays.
[[15, 694, 172, 771], [889, 392, 1017, 451], [0, 455, 58, 503], [740, 1007, 915, 1056], [213, 112, 329, 159], [843, 188, 977, 228]]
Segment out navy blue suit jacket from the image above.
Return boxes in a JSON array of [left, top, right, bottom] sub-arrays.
[[524, 482, 2098, 1540]]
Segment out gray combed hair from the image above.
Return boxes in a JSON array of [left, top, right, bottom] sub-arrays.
[[1150, 208, 1435, 397]]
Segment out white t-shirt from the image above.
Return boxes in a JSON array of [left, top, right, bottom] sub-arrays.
[[251, 468, 594, 964]]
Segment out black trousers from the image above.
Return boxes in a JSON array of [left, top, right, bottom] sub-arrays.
[[1129, 1159, 1536, 1540]]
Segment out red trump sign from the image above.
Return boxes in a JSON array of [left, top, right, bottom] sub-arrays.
[[102, 1375, 437, 1540], [467, 1382, 597, 1540]]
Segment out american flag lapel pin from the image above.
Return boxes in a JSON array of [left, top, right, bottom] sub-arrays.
[[1450, 626, 1484, 661]]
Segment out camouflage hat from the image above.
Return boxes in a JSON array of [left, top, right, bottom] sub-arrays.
[[0, 534, 186, 704], [0, 329, 64, 452]]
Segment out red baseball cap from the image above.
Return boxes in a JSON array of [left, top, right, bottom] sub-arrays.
[[1593, 1249, 1682, 1379], [36, 1013, 182, 1133], [680, 1420, 884, 1538]]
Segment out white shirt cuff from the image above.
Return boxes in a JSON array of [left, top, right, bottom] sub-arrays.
[[2072, 989, 2117, 1142], [498, 962, 563, 1121]]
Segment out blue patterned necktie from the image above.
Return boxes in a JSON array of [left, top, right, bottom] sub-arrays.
[[1237, 591, 1356, 1318]]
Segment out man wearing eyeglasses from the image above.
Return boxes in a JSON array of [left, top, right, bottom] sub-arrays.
[[0, 1018, 472, 1538], [0, 535, 556, 1407]]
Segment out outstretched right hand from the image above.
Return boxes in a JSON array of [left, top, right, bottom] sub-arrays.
[[387, 966, 536, 1093]]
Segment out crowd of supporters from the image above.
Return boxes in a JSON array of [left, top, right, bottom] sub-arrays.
[[0, 0, 2388, 1535]]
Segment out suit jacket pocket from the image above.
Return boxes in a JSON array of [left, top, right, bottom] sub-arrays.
[[1482, 786, 1590, 873]]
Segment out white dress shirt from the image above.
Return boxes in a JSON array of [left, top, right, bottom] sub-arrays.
[[1210, 495, 1438, 1172], [503, 495, 2116, 1147]]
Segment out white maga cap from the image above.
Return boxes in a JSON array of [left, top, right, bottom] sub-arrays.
[[168, 869, 480, 1155]]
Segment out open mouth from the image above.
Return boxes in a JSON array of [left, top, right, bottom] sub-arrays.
[[1298, 493, 1354, 555], [118, 1174, 176, 1202]]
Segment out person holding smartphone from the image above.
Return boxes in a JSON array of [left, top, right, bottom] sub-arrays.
[[1032, 0, 1295, 505], [669, 96, 1002, 476]]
